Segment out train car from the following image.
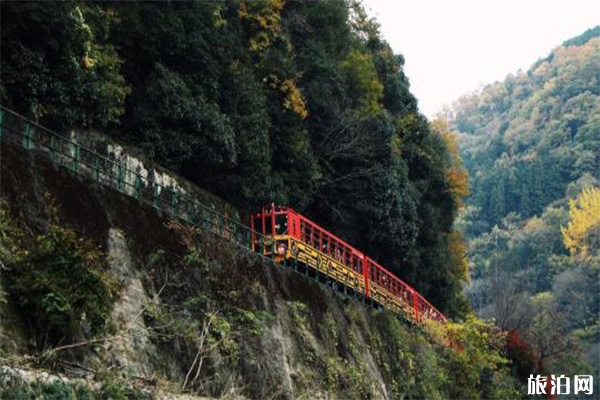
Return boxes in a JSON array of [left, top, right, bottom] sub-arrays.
[[250, 205, 447, 324], [250, 205, 369, 298]]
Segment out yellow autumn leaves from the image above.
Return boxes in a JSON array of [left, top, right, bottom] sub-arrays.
[[238, 0, 308, 119], [431, 118, 470, 209], [561, 186, 600, 257], [238, 0, 284, 53]]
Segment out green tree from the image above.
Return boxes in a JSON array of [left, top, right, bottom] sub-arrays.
[[0, 1, 129, 128]]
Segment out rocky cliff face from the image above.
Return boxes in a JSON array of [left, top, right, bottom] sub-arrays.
[[0, 140, 514, 399]]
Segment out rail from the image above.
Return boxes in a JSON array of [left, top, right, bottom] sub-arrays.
[[0, 105, 272, 255], [0, 105, 445, 325]]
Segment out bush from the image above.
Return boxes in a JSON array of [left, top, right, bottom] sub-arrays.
[[5, 223, 116, 348]]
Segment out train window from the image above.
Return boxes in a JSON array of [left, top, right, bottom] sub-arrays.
[[322, 235, 329, 255], [353, 257, 361, 273], [264, 216, 273, 235], [275, 214, 288, 235], [302, 223, 310, 243], [344, 249, 351, 267]]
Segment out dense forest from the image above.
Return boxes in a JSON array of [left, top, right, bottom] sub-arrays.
[[5, 1, 598, 398], [449, 27, 599, 387], [0, 0, 470, 317]]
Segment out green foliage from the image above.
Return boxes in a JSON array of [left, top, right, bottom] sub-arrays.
[[369, 312, 518, 400], [339, 49, 384, 115], [126, 62, 236, 171], [2, 0, 468, 318], [454, 29, 600, 391], [4, 221, 115, 348], [441, 318, 518, 400], [0, 1, 129, 128], [0, 365, 102, 400], [0, 367, 150, 400], [454, 35, 600, 230], [0, 379, 83, 400], [0, 199, 22, 310], [0, 199, 23, 265], [562, 25, 600, 47]]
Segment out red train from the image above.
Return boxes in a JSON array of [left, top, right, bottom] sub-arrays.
[[250, 205, 446, 324]]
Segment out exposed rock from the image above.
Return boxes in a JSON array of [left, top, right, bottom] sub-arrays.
[[104, 228, 157, 379]]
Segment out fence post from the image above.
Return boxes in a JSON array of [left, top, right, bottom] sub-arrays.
[[116, 164, 124, 192], [202, 207, 212, 233], [153, 183, 160, 208], [231, 222, 237, 244], [219, 214, 225, 237], [93, 156, 101, 182], [22, 123, 32, 149], [171, 190, 179, 215], [246, 229, 252, 250], [49, 135, 56, 163], [134, 175, 143, 199], [70, 138, 80, 172]]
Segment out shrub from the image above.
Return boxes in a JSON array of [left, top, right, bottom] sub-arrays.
[[5, 223, 116, 348]]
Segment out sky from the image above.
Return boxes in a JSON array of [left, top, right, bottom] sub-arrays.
[[364, 0, 600, 117]]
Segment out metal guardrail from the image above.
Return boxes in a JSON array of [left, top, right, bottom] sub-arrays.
[[0, 106, 442, 324], [0, 105, 272, 255]]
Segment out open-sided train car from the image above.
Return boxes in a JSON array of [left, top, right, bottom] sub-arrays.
[[250, 205, 446, 324]]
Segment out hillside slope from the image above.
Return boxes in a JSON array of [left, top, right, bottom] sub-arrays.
[[450, 28, 599, 388], [0, 133, 518, 399], [454, 31, 599, 228]]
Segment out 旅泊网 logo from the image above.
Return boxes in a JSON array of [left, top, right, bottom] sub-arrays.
[[527, 374, 594, 396]]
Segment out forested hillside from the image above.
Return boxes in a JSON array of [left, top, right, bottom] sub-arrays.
[[0, 0, 469, 316], [450, 28, 599, 386]]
